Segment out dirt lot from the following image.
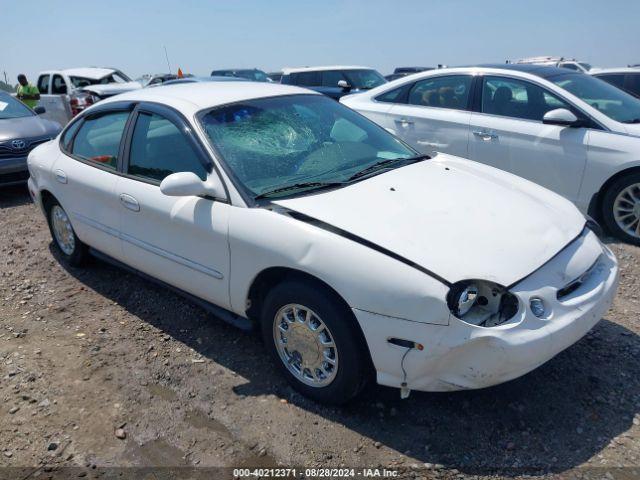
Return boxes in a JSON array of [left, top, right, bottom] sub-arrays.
[[1, 184, 639, 479]]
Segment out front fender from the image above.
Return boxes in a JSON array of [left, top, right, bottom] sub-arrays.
[[228, 207, 450, 325]]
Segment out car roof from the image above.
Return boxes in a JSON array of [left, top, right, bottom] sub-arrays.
[[463, 63, 580, 79], [282, 65, 373, 74], [161, 76, 244, 85], [99, 81, 319, 116], [54, 68, 117, 79], [592, 67, 640, 75], [211, 68, 263, 72]]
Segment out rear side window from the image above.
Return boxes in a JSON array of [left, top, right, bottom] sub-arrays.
[[408, 75, 472, 110], [60, 119, 83, 151], [71, 111, 130, 169], [376, 86, 407, 104], [51, 75, 67, 94], [128, 112, 207, 182], [37, 75, 50, 94]]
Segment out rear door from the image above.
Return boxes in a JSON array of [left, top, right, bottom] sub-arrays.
[[52, 105, 134, 260], [468, 75, 589, 203], [385, 74, 473, 157], [116, 103, 231, 307]]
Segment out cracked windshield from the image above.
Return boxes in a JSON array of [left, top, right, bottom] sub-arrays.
[[199, 94, 416, 198]]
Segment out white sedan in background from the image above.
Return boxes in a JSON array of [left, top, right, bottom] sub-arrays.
[[27, 83, 618, 403], [341, 64, 640, 245]]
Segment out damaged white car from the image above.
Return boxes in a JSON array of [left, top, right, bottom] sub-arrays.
[[27, 83, 619, 404]]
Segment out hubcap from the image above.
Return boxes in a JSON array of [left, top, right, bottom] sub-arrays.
[[273, 304, 338, 388], [51, 205, 75, 256], [613, 183, 640, 239]]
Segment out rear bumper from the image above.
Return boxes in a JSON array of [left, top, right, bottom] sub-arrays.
[[354, 230, 619, 392], [0, 156, 29, 185]]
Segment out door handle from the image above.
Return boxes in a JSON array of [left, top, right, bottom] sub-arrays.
[[395, 118, 414, 126], [472, 131, 498, 141], [119, 193, 140, 212], [54, 169, 67, 184]]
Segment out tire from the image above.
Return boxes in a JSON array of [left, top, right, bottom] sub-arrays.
[[45, 199, 88, 266], [601, 172, 640, 246], [261, 279, 371, 404]]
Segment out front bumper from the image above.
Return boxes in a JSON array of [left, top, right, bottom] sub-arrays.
[[0, 156, 29, 185], [353, 229, 619, 392]]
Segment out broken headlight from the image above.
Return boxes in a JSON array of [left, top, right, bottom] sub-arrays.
[[446, 280, 519, 327]]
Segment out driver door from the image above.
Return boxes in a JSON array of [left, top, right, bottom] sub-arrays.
[[116, 103, 231, 308]]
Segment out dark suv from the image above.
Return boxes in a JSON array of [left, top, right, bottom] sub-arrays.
[[280, 66, 386, 100]]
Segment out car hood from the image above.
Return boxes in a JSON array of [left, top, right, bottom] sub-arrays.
[[81, 81, 142, 97], [0, 115, 60, 142], [623, 123, 640, 137], [273, 154, 586, 286]]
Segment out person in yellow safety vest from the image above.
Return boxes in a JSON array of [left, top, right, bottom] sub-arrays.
[[16, 74, 40, 109]]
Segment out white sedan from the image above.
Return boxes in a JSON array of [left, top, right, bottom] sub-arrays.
[[341, 64, 640, 246], [27, 83, 619, 404]]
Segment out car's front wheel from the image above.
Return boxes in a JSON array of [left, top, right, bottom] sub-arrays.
[[45, 199, 88, 266], [602, 172, 640, 246], [261, 280, 371, 404]]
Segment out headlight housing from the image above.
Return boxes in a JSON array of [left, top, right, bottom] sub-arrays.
[[446, 280, 519, 327]]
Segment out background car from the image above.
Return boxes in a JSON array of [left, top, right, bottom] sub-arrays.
[[385, 67, 433, 81], [341, 64, 640, 245], [267, 71, 283, 83], [280, 65, 387, 100], [36, 67, 141, 125], [209, 68, 271, 82], [514, 56, 593, 72], [27, 83, 618, 405], [137, 73, 181, 87], [592, 68, 640, 98], [159, 76, 245, 86], [0, 92, 60, 186]]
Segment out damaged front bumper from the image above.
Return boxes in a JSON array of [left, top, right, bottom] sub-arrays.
[[353, 229, 619, 393]]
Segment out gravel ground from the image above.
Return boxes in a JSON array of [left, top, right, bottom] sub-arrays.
[[1, 184, 639, 480]]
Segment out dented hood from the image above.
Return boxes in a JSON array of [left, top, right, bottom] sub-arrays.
[[81, 81, 142, 98], [274, 154, 586, 286]]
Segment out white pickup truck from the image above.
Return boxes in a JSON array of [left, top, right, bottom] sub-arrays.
[[35, 67, 141, 126]]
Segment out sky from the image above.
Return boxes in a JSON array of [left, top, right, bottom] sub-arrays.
[[1, 0, 639, 84]]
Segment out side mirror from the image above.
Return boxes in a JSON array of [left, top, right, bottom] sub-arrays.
[[34, 106, 46, 115], [542, 108, 580, 127], [337, 79, 351, 91], [160, 171, 225, 199]]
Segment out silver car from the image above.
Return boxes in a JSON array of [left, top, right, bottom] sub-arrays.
[[0, 92, 61, 186]]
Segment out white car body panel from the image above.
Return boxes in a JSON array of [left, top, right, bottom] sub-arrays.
[[274, 155, 585, 286], [341, 67, 640, 215], [26, 83, 619, 394]]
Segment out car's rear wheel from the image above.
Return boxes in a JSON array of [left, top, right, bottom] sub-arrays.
[[261, 280, 371, 404], [602, 172, 640, 246], [45, 200, 88, 266]]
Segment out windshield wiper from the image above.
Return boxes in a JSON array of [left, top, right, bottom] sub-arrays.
[[254, 181, 345, 200], [347, 155, 429, 181]]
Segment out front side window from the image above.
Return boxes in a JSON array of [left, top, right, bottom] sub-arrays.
[[128, 112, 207, 182], [321, 71, 346, 87], [408, 75, 472, 110], [37, 75, 50, 94], [0, 93, 34, 119], [199, 94, 416, 198], [342, 70, 386, 90], [71, 111, 130, 169], [481, 76, 572, 121], [551, 73, 640, 123]]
